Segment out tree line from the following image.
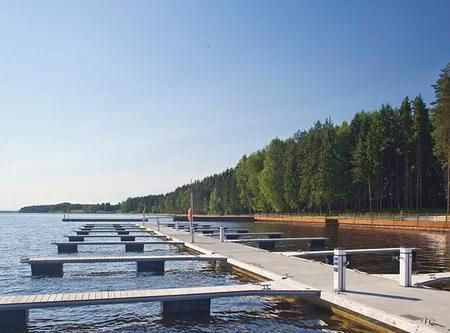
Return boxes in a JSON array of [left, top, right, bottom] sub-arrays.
[[19, 202, 120, 213], [20, 63, 450, 215]]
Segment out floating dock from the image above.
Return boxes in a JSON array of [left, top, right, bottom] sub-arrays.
[[52, 241, 184, 253], [21, 254, 227, 276], [66, 234, 166, 242], [0, 280, 318, 327], [74, 230, 152, 235], [207, 232, 284, 239], [63, 218, 149, 222], [225, 237, 328, 250]]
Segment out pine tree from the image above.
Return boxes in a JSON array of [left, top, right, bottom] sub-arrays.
[[397, 97, 413, 210], [260, 138, 288, 212], [431, 63, 450, 215]]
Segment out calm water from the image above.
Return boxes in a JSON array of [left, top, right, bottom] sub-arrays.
[[0, 213, 371, 333], [244, 221, 450, 274]]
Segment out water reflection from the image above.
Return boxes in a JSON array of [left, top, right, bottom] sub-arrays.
[[238, 221, 450, 274]]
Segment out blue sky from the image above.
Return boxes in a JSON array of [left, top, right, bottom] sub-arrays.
[[1, 1, 449, 210]]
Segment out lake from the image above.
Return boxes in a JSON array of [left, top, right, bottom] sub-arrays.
[[0, 213, 377, 333]]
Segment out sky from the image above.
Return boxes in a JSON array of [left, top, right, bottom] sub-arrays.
[[1, 1, 450, 210]]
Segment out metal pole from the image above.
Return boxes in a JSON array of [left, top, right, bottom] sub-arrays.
[[333, 248, 346, 292], [219, 226, 225, 242], [156, 217, 160, 232], [176, 220, 179, 230], [189, 181, 194, 243], [399, 247, 412, 287], [447, 159, 449, 223]]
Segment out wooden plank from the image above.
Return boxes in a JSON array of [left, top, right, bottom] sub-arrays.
[[33, 295, 46, 304], [54, 293, 64, 302], [66, 293, 77, 301], [0, 295, 15, 304], [47, 294, 57, 302], [42, 294, 52, 303], [0, 283, 319, 310], [25, 254, 225, 264], [10, 295, 26, 304], [27, 294, 39, 304]]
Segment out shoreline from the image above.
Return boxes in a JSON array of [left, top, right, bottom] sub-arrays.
[[254, 215, 450, 231]]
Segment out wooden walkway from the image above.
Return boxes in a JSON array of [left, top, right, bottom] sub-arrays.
[[53, 241, 182, 245], [74, 229, 150, 235], [21, 254, 228, 276], [66, 234, 166, 238], [21, 254, 227, 264], [63, 218, 148, 222], [52, 240, 184, 253], [0, 280, 319, 310], [80, 226, 144, 228]]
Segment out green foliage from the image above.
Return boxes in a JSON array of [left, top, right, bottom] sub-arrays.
[[19, 202, 120, 213], [260, 138, 288, 212], [431, 63, 450, 166], [431, 63, 450, 213]]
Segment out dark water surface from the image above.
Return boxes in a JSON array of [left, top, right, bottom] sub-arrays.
[[244, 220, 450, 274], [0, 213, 372, 333]]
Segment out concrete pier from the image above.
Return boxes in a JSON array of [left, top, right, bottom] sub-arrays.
[[150, 224, 450, 332]]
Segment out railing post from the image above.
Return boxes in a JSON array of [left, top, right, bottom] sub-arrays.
[[399, 247, 412, 287], [219, 227, 225, 242], [333, 248, 346, 292]]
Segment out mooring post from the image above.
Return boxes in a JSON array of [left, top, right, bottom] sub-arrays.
[[333, 248, 346, 292], [219, 227, 225, 242], [176, 221, 179, 230], [157, 217, 160, 231], [399, 247, 412, 287]]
